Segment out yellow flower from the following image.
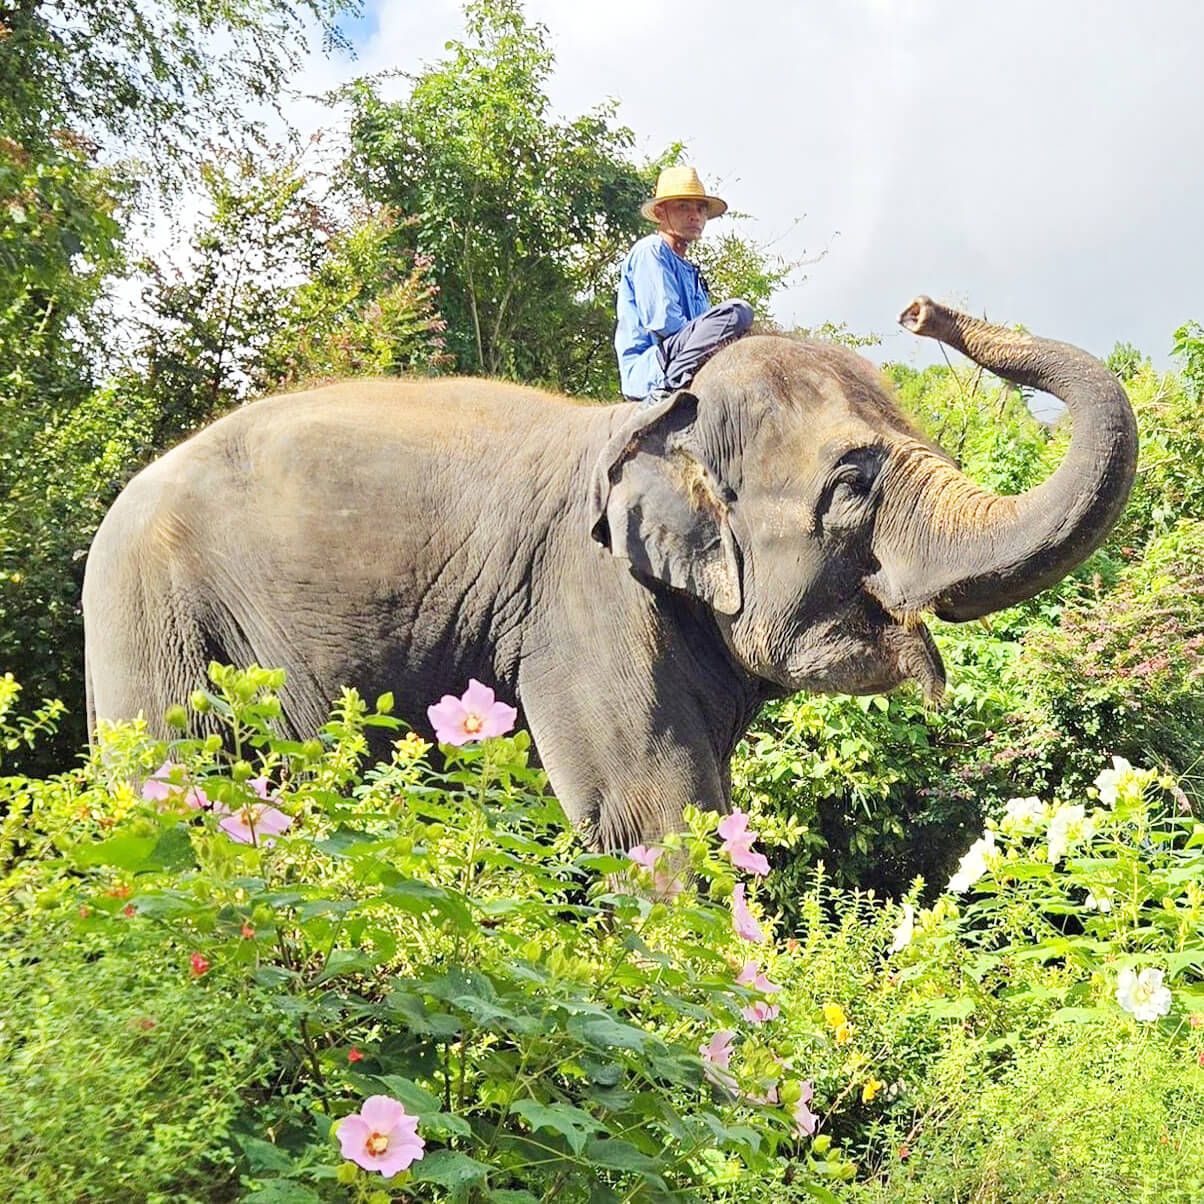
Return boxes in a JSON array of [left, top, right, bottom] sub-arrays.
[[833, 1020, 853, 1046], [396, 731, 431, 760], [822, 1003, 847, 1029], [861, 1076, 884, 1104]]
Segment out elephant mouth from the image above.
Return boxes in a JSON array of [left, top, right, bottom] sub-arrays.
[[882, 612, 946, 704], [772, 602, 946, 704]]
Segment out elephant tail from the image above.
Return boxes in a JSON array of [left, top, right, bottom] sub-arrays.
[[84, 643, 97, 748]]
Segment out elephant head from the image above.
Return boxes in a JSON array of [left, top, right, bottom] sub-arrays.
[[590, 297, 1138, 705]]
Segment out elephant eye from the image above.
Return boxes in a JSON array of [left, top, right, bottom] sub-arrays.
[[817, 446, 885, 533], [829, 447, 885, 495]]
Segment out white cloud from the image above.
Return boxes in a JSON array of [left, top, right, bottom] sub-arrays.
[[283, 0, 1204, 368]]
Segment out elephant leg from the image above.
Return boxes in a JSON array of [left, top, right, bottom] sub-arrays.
[[517, 665, 729, 851]]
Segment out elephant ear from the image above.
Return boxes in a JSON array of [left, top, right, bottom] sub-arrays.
[[589, 391, 742, 615]]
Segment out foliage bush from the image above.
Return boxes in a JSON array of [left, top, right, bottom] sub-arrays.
[[0, 927, 293, 1203], [260, 207, 451, 388], [1, 667, 1201, 1202], [1017, 519, 1204, 789], [2, 667, 838, 1201]]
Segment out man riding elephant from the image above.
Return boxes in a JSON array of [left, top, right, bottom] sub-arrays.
[[615, 165, 754, 404]]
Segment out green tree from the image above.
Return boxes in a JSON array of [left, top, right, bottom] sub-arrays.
[[260, 207, 451, 389], [0, 0, 360, 766], [135, 142, 335, 444], [339, 0, 649, 394], [0, 0, 356, 172], [692, 228, 796, 322]]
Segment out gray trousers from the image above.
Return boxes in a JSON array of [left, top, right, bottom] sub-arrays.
[[655, 299, 754, 396]]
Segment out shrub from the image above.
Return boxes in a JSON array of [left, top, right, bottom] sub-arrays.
[[1018, 519, 1204, 792], [2, 666, 845, 1201], [0, 926, 292, 1204], [3, 669, 1201, 1202]]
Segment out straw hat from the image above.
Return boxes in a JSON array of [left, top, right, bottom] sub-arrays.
[[640, 166, 728, 222]]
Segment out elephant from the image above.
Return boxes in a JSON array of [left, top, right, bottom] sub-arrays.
[[82, 297, 1137, 850]]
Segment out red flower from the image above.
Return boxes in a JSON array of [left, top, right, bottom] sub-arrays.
[[348, 1046, 365, 1063], [189, 952, 211, 976], [122, 903, 136, 918], [240, 924, 255, 940], [107, 883, 132, 899], [899, 1144, 911, 1160], [78, 906, 90, 919]]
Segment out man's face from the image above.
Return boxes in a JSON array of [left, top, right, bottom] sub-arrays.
[[657, 198, 709, 243]]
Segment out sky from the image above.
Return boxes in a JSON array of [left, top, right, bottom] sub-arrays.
[[292, 0, 1204, 370]]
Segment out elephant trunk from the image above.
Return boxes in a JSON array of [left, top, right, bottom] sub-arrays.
[[868, 296, 1138, 622]]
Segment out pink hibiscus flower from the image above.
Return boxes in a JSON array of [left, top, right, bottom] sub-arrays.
[[627, 845, 684, 900], [792, 1080, 819, 1138], [717, 809, 770, 877], [735, 960, 782, 1022], [141, 760, 209, 810], [427, 679, 518, 745], [699, 1029, 738, 1092], [731, 882, 766, 943], [218, 802, 293, 847], [337, 1095, 425, 1178]]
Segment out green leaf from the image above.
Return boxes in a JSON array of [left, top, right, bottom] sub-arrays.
[[312, 948, 376, 984], [568, 1015, 648, 1053], [423, 1111, 473, 1141], [487, 1191, 538, 1204], [254, 965, 298, 990], [574, 852, 630, 875], [584, 1138, 663, 1180], [315, 827, 377, 857], [369, 1074, 441, 1114], [244, 1183, 323, 1204], [236, 1134, 294, 1173], [380, 876, 473, 930], [925, 997, 976, 1020], [140, 825, 196, 871], [1166, 950, 1204, 976], [801, 1182, 842, 1204], [509, 1099, 608, 1154], [72, 832, 157, 871], [297, 898, 360, 921], [384, 988, 462, 1039], [409, 1149, 490, 1188]]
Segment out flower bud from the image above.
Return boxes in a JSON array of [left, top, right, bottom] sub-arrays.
[[164, 704, 189, 730], [232, 760, 252, 782], [190, 689, 212, 713], [335, 1162, 359, 1185]]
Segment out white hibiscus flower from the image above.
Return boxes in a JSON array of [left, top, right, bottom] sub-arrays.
[[1115, 966, 1172, 1022], [947, 831, 996, 893], [1046, 804, 1096, 865]]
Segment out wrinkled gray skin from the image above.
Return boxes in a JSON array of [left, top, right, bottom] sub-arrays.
[[84, 298, 1137, 849]]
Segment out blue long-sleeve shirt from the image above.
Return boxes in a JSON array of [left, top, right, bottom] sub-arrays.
[[615, 233, 710, 398]]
